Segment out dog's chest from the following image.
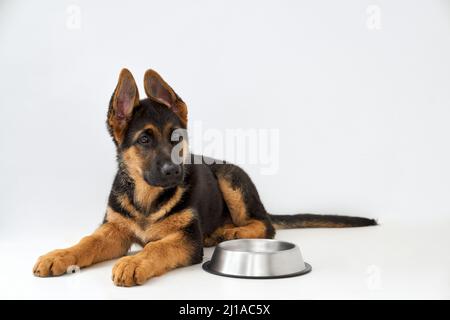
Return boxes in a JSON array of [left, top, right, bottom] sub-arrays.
[[129, 217, 160, 244]]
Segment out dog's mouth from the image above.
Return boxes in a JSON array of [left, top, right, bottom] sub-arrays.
[[143, 172, 184, 189], [151, 180, 182, 189]]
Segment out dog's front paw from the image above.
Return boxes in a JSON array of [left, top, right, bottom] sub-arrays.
[[33, 249, 77, 277], [112, 256, 152, 287]]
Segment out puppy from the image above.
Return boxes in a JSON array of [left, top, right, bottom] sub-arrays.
[[33, 69, 376, 286]]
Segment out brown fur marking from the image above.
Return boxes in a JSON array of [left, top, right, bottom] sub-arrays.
[[33, 222, 132, 277], [117, 186, 185, 227], [132, 124, 162, 143], [148, 187, 185, 223], [203, 223, 235, 247], [146, 209, 194, 241], [203, 219, 267, 246], [222, 219, 267, 240], [122, 146, 163, 212], [122, 146, 145, 177], [106, 207, 144, 241], [218, 178, 249, 226], [112, 231, 193, 286], [117, 194, 140, 218], [105, 207, 193, 245]]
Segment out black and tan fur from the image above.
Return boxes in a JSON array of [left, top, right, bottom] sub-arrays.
[[33, 69, 377, 286]]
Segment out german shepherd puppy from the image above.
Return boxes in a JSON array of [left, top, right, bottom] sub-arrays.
[[33, 69, 376, 286]]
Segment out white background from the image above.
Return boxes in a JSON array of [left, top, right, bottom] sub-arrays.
[[0, 0, 449, 299]]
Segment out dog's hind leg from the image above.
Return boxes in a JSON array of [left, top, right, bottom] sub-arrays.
[[203, 219, 270, 246], [207, 163, 275, 243]]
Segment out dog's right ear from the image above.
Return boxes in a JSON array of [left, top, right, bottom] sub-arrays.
[[107, 68, 140, 145]]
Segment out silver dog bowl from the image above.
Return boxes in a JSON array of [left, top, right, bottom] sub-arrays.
[[202, 239, 311, 279]]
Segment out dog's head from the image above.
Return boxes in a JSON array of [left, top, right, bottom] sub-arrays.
[[107, 69, 188, 189]]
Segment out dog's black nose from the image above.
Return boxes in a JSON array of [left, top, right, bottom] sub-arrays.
[[160, 163, 181, 177]]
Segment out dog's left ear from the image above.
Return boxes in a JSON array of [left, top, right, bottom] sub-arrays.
[[144, 69, 187, 125]]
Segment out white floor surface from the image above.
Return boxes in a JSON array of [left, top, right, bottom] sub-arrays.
[[1, 220, 449, 299]]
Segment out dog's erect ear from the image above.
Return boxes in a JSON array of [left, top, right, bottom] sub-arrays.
[[144, 69, 187, 125], [108, 68, 140, 144]]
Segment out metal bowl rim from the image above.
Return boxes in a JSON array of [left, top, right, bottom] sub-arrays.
[[216, 239, 298, 253], [202, 261, 312, 279]]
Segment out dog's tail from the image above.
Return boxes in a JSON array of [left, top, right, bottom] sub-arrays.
[[269, 213, 377, 229]]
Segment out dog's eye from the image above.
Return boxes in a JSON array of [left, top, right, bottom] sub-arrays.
[[138, 134, 150, 145]]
